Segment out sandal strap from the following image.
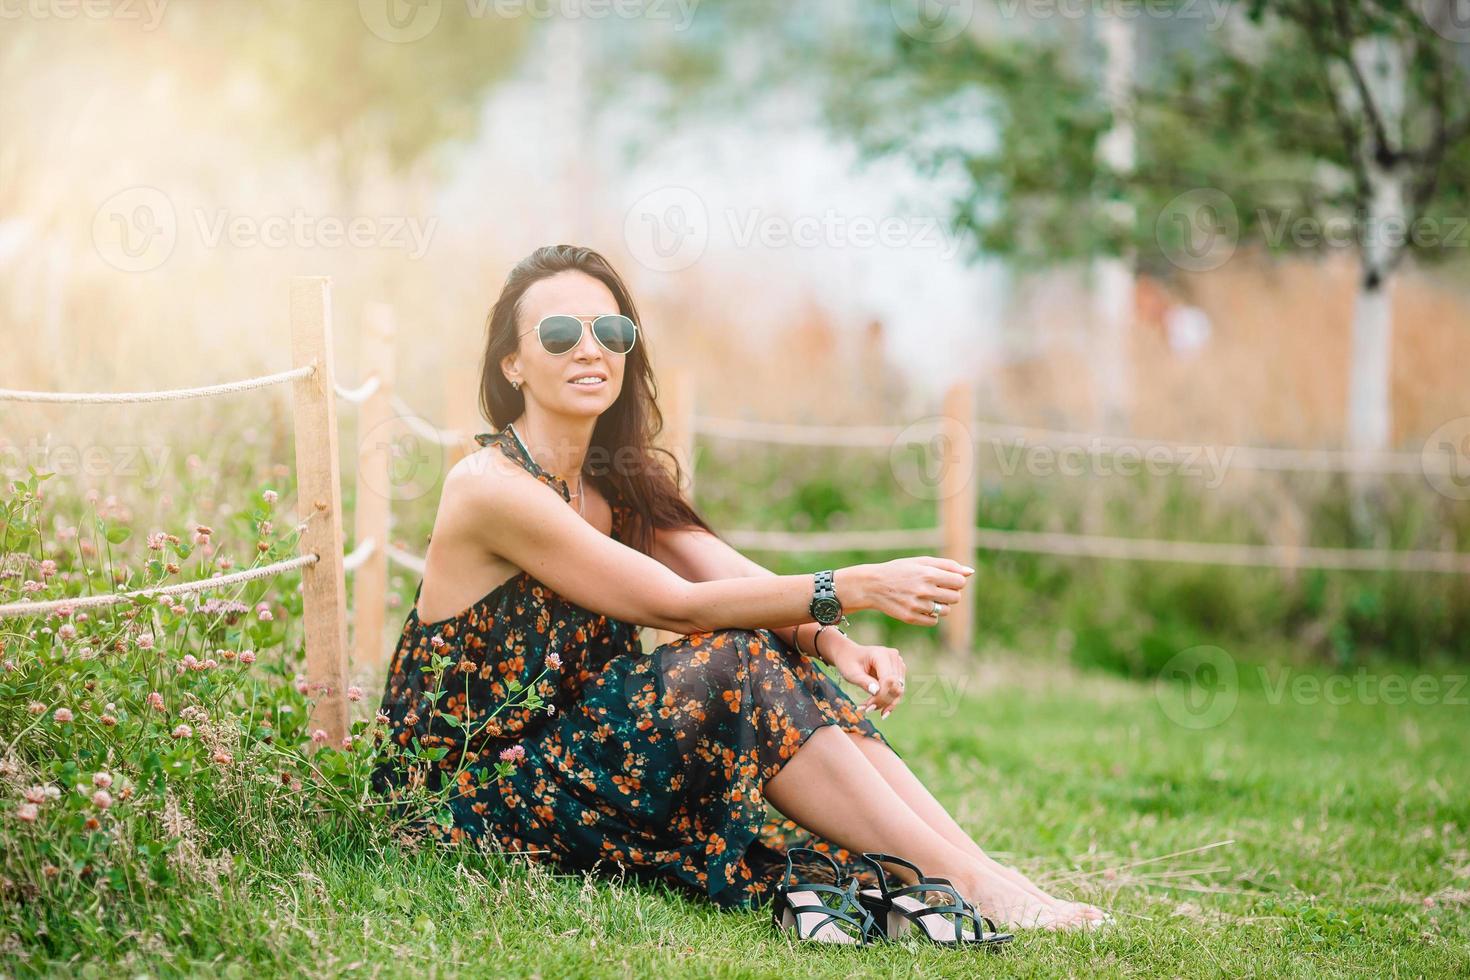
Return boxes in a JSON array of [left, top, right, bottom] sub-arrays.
[[777, 879, 881, 944], [941, 896, 1003, 943], [780, 845, 841, 892], [885, 879, 966, 909], [859, 851, 923, 896], [857, 851, 1008, 944]]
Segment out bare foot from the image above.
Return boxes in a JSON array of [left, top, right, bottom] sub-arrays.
[[970, 853, 1102, 925], [958, 869, 1096, 932]]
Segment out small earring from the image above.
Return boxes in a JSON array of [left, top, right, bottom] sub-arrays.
[[511, 380, 521, 391]]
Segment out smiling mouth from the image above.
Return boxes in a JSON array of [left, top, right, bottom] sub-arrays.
[[568, 377, 607, 387]]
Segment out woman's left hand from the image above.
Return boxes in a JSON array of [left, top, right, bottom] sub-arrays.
[[824, 636, 907, 719]]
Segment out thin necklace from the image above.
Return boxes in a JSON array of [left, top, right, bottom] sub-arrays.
[[508, 422, 585, 516]]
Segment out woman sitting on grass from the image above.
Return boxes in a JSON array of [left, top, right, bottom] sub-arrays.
[[371, 244, 1105, 936]]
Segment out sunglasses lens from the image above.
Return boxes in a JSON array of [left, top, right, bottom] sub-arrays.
[[594, 315, 637, 354], [538, 315, 583, 354]]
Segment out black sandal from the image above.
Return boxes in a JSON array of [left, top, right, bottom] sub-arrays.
[[770, 847, 884, 945], [857, 852, 1014, 948]]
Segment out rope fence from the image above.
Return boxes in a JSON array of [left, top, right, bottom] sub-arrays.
[[0, 553, 320, 619], [692, 414, 1451, 476], [342, 537, 376, 573], [0, 365, 315, 405], [333, 377, 381, 404], [384, 543, 426, 576], [718, 526, 1470, 574], [0, 278, 354, 744], [388, 393, 464, 446]]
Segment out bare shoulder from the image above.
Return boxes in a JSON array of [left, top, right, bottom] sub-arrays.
[[438, 443, 539, 531]]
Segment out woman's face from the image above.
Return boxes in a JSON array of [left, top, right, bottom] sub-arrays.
[[503, 270, 627, 419]]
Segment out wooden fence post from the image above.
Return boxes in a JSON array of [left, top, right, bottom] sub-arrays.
[[939, 381, 977, 655], [290, 276, 351, 749], [351, 302, 395, 673]]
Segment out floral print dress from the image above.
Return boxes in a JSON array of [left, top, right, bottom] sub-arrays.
[[371, 424, 899, 910]]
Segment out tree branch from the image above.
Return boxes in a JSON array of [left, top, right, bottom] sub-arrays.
[[1328, 0, 1394, 160]]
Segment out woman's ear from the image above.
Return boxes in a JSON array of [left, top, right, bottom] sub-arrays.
[[499, 352, 519, 386]]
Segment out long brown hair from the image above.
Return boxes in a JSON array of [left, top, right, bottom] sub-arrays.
[[478, 244, 719, 556]]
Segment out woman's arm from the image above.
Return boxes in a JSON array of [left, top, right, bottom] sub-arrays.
[[651, 524, 925, 716], [651, 524, 833, 661], [457, 458, 966, 634]]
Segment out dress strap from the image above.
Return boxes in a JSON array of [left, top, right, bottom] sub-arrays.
[[474, 425, 572, 502]]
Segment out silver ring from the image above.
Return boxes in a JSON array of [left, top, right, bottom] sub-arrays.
[[896, 678, 906, 689], [930, 601, 942, 619]]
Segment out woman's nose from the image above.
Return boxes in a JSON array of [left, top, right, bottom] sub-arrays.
[[574, 319, 603, 358]]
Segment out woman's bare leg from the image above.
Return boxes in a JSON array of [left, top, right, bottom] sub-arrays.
[[846, 732, 1104, 921], [764, 724, 1077, 930]]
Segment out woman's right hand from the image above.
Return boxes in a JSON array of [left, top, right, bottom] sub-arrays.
[[843, 557, 973, 626]]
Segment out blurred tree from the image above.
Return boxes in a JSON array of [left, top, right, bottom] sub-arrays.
[[0, 3, 535, 209], [195, 1, 534, 207], [873, 0, 1470, 459], [609, 0, 1470, 454]]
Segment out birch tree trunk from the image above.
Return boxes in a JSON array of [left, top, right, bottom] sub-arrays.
[[1093, 8, 1136, 433], [1343, 35, 1408, 455]]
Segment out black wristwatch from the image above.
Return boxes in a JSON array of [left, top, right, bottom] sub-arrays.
[[809, 569, 847, 626]]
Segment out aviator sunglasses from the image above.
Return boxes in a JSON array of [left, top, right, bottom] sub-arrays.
[[518, 313, 638, 356]]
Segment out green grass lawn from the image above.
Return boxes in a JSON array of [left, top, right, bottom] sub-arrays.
[[11, 653, 1468, 978]]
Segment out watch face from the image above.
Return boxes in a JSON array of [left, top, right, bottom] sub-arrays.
[[812, 597, 842, 623]]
